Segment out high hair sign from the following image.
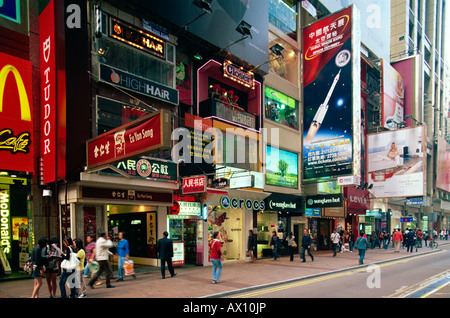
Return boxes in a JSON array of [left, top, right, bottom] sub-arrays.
[[0, 52, 33, 173]]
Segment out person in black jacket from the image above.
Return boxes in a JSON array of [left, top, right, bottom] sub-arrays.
[[156, 231, 177, 279], [248, 230, 257, 263], [300, 230, 314, 262], [31, 237, 48, 298]]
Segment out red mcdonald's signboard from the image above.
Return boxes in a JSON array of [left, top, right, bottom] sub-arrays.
[[0, 52, 34, 173]]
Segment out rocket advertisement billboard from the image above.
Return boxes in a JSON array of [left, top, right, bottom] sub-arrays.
[[303, 6, 361, 181], [367, 126, 426, 198]]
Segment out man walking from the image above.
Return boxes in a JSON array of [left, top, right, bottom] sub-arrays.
[[392, 229, 403, 253], [156, 231, 176, 279], [331, 229, 340, 257], [88, 231, 115, 289], [406, 229, 416, 253], [300, 229, 314, 262], [116, 232, 134, 281]]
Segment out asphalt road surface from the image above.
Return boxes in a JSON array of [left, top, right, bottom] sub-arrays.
[[224, 245, 450, 299]]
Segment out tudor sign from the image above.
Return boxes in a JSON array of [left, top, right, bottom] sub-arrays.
[[86, 109, 171, 170]]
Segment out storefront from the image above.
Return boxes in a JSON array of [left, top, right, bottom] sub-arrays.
[[167, 195, 204, 266], [344, 187, 370, 241], [204, 189, 269, 263], [258, 193, 304, 258]]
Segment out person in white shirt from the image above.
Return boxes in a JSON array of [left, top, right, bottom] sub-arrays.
[[331, 229, 341, 257], [88, 232, 115, 289]]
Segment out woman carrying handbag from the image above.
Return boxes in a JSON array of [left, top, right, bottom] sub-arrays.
[[59, 237, 79, 298]]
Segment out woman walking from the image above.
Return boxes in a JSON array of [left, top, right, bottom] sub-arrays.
[[44, 238, 60, 298], [355, 231, 369, 265], [209, 232, 223, 284], [59, 237, 78, 298], [30, 237, 48, 298], [75, 238, 87, 298], [287, 232, 296, 262]]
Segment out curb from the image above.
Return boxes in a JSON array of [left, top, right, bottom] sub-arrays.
[[200, 247, 445, 298]]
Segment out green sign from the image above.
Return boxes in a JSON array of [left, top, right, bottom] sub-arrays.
[[109, 157, 178, 181], [265, 86, 296, 109]]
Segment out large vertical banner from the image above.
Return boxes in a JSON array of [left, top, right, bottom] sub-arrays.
[[436, 137, 450, 193], [0, 52, 33, 172], [39, 0, 57, 184], [382, 59, 405, 129], [303, 6, 361, 181], [367, 126, 426, 198]]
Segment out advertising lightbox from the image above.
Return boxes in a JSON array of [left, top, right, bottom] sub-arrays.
[[367, 126, 426, 198], [265, 145, 298, 189], [302, 5, 361, 181], [382, 59, 405, 129]]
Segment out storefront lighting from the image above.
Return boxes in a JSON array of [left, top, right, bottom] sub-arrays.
[[249, 44, 285, 72], [235, 20, 252, 39], [181, 0, 213, 29], [94, 4, 102, 38], [194, 53, 203, 60]]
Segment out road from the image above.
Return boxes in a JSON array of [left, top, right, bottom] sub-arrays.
[[222, 245, 450, 299]]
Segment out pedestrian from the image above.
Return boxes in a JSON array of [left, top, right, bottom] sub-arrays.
[[348, 230, 354, 252], [209, 231, 223, 284], [286, 232, 296, 261], [156, 231, 177, 279], [300, 229, 314, 262], [248, 230, 257, 263], [44, 237, 60, 298], [392, 229, 403, 253], [383, 231, 390, 249], [424, 230, 429, 246], [331, 229, 340, 256], [88, 231, 115, 289], [59, 237, 78, 298], [74, 238, 87, 298], [270, 231, 280, 260], [416, 228, 423, 248], [30, 237, 48, 298], [84, 235, 95, 279], [402, 230, 407, 248], [116, 232, 134, 281], [406, 229, 416, 253], [355, 231, 369, 265]]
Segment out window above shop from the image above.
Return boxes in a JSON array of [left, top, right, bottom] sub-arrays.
[[268, 0, 298, 40], [268, 32, 299, 85], [94, 12, 175, 88], [264, 86, 299, 130]]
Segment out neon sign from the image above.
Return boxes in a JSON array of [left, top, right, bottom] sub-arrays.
[[0, 188, 11, 256], [110, 17, 166, 59], [223, 60, 255, 89]]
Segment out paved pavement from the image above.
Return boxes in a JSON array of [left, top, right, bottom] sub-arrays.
[[0, 240, 448, 298]]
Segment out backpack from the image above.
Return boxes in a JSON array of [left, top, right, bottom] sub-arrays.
[[23, 257, 33, 275]]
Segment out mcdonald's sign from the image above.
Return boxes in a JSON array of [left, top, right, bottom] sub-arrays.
[[0, 52, 33, 173]]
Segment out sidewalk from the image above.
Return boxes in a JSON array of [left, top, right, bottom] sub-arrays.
[[1, 240, 448, 298]]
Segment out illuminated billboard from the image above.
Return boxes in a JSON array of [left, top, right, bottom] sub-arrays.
[[265, 145, 298, 189], [436, 137, 450, 192], [302, 5, 361, 181], [367, 126, 426, 198], [382, 59, 404, 129]]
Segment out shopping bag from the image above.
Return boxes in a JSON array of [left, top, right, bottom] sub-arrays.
[[89, 261, 99, 275], [124, 260, 135, 276]]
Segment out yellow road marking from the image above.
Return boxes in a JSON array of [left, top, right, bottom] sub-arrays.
[[233, 250, 446, 298]]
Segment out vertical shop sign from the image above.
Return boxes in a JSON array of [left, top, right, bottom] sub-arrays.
[[147, 212, 157, 258], [0, 186, 11, 257], [40, 0, 57, 184]]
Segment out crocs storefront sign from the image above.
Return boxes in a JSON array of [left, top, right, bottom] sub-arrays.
[[220, 195, 265, 211]]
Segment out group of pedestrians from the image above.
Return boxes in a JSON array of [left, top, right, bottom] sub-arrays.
[[30, 236, 88, 298], [30, 230, 138, 298]]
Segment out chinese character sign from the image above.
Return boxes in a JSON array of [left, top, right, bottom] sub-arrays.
[[182, 175, 206, 194]]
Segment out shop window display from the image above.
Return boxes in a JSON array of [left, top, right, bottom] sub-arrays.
[[268, 33, 299, 85], [208, 208, 243, 261], [265, 86, 299, 130]]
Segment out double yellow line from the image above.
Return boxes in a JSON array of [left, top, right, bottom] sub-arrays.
[[232, 250, 446, 298]]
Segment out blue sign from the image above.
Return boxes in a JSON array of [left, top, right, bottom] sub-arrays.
[[400, 217, 414, 223], [0, 0, 20, 23], [406, 197, 424, 206], [305, 208, 321, 217]]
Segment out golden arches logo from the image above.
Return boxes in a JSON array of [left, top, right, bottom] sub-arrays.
[[0, 64, 32, 122]]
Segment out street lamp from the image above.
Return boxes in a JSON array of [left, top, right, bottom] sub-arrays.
[[248, 43, 285, 72]]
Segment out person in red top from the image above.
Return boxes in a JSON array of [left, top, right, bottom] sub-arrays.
[[392, 228, 403, 253], [209, 232, 223, 284]]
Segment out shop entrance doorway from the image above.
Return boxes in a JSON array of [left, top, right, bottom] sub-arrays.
[[318, 219, 333, 250]]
